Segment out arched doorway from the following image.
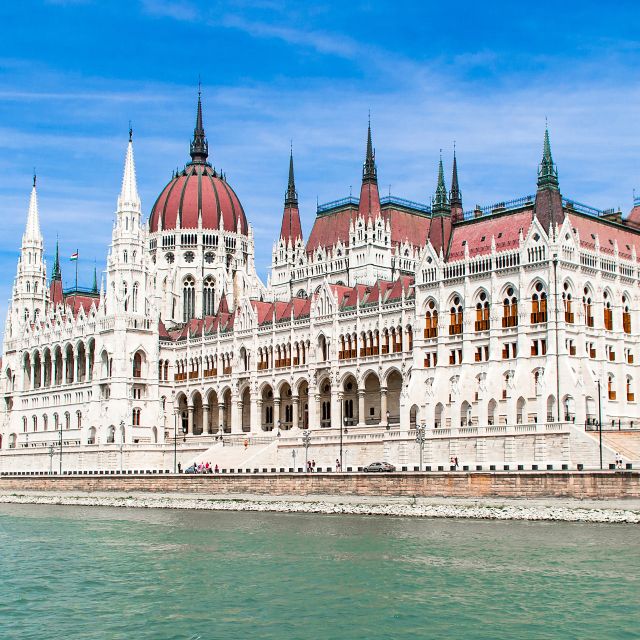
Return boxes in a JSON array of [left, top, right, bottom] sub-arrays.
[[386, 370, 402, 426], [241, 387, 251, 432], [261, 385, 274, 431], [363, 372, 381, 425], [342, 374, 358, 426]]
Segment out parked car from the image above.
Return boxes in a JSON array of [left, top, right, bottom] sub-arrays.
[[363, 461, 396, 473]]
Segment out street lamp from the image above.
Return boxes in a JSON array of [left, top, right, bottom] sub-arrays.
[[59, 424, 63, 475], [291, 448, 297, 471], [416, 421, 427, 471], [302, 429, 311, 471], [119, 420, 125, 474], [48, 444, 55, 475], [340, 416, 347, 471], [597, 378, 603, 470], [173, 410, 178, 474]]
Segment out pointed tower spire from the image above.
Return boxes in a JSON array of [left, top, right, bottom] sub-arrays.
[[279, 150, 303, 244], [450, 147, 463, 222], [358, 118, 381, 219], [362, 116, 377, 183], [285, 146, 298, 206], [24, 174, 43, 242], [92, 263, 98, 293], [534, 124, 563, 231], [428, 155, 453, 258], [189, 87, 209, 164], [52, 238, 61, 281], [537, 125, 559, 191], [117, 129, 141, 213], [432, 155, 450, 216]]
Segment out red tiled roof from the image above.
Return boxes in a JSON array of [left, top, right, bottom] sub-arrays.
[[306, 207, 430, 254], [568, 212, 640, 260], [448, 209, 533, 260]]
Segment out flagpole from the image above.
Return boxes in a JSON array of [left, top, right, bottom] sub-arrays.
[[74, 249, 78, 310]]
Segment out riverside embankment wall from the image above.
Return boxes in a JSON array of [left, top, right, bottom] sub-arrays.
[[1, 471, 639, 499]]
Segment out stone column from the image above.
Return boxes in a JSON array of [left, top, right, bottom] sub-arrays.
[[218, 403, 225, 433], [330, 385, 340, 430], [236, 398, 243, 434], [292, 395, 299, 430], [187, 405, 194, 435], [312, 394, 320, 430], [203, 404, 210, 435], [380, 387, 388, 426], [85, 352, 91, 382], [358, 389, 366, 428], [32, 361, 38, 389], [256, 399, 263, 432], [274, 398, 281, 432]]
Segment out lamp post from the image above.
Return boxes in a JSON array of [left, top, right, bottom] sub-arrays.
[[597, 378, 603, 470], [340, 416, 346, 471], [59, 424, 63, 475], [291, 448, 297, 471], [173, 410, 178, 474], [302, 429, 311, 471], [416, 421, 427, 471], [386, 410, 390, 430], [48, 444, 54, 475], [119, 420, 125, 474]]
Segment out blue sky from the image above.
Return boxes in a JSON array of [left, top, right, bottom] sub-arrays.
[[1, 0, 639, 325]]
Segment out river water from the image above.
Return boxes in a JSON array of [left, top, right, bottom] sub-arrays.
[[0, 503, 638, 639]]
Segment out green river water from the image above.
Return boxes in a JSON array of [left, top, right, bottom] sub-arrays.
[[0, 503, 638, 640]]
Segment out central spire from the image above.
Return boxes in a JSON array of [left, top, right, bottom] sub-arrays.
[[362, 117, 377, 183], [118, 129, 141, 213], [189, 88, 209, 165]]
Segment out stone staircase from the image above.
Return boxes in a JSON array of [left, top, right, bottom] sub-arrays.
[[596, 432, 640, 462]]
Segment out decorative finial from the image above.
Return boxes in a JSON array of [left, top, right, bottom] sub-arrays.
[[285, 145, 298, 206], [189, 86, 209, 164], [362, 116, 377, 183], [128, 120, 133, 142], [537, 124, 559, 191], [33, 170, 36, 188]]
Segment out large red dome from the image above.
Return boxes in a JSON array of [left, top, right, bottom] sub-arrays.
[[149, 92, 249, 235], [149, 163, 248, 234]]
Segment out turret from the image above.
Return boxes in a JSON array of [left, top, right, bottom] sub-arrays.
[[11, 175, 48, 327], [450, 148, 463, 222]]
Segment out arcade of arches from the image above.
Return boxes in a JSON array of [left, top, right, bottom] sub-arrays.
[[173, 370, 403, 434]]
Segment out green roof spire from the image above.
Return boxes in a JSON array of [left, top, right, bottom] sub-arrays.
[[52, 238, 61, 281], [450, 147, 462, 208], [537, 125, 559, 191], [432, 154, 450, 216], [92, 264, 98, 293]]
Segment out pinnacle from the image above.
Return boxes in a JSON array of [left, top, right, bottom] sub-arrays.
[[118, 134, 141, 212], [450, 150, 462, 208], [24, 179, 43, 242], [432, 156, 451, 217]]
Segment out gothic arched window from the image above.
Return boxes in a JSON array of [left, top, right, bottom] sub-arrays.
[[202, 276, 215, 316], [183, 276, 195, 322]]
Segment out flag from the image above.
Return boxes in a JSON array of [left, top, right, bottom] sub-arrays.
[[70, 252, 78, 261]]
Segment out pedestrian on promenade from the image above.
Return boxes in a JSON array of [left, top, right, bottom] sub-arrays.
[[215, 464, 219, 473], [177, 462, 182, 474], [336, 458, 341, 472], [454, 456, 459, 470], [312, 459, 316, 472], [307, 461, 311, 473], [615, 452, 622, 469]]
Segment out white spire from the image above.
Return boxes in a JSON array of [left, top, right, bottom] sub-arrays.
[[24, 176, 43, 243], [117, 130, 141, 213]]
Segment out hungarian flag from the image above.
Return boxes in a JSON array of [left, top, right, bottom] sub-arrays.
[[70, 252, 78, 261]]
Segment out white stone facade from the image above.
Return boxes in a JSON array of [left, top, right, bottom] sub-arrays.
[[1, 112, 638, 473]]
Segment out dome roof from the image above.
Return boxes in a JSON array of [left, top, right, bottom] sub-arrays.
[[149, 163, 248, 234], [148, 92, 249, 235]]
